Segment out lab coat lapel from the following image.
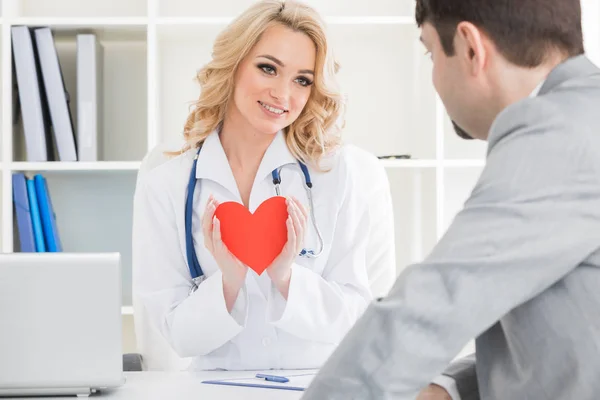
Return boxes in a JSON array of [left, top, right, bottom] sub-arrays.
[[195, 130, 297, 202], [249, 131, 297, 299], [195, 130, 241, 201], [253, 130, 297, 192]]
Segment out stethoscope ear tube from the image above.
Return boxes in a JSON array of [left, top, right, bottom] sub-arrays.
[[186, 152, 203, 280], [302, 181, 324, 258]]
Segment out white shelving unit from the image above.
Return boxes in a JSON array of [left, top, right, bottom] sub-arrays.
[[1, 0, 599, 355]]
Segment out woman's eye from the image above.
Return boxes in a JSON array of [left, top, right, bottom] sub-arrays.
[[259, 64, 276, 75], [296, 77, 313, 87]]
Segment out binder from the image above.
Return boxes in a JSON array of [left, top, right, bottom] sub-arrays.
[[34, 27, 78, 161], [11, 173, 36, 252], [33, 174, 62, 252], [11, 26, 54, 162], [76, 34, 103, 162], [26, 178, 47, 252]]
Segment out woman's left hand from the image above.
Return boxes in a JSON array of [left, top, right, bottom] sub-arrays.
[[266, 197, 308, 299]]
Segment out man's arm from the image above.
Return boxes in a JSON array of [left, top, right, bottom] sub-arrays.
[[301, 99, 600, 399]]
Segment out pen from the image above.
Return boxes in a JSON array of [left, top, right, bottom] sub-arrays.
[[255, 373, 289, 383]]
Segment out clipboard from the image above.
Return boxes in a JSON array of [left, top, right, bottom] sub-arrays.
[[202, 372, 316, 392]]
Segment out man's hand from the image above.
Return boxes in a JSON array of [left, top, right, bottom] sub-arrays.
[[417, 384, 452, 400]]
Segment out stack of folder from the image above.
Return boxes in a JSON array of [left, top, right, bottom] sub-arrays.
[[12, 25, 103, 162], [12, 173, 62, 253]]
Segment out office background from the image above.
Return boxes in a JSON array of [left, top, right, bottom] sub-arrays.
[[1, 0, 599, 354]]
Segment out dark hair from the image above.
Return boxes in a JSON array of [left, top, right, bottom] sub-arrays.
[[415, 0, 584, 67]]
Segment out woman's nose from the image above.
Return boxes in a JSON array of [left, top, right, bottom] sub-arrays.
[[269, 80, 291, 102]]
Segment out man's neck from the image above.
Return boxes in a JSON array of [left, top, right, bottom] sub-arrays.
[[473, 52, 568, 140], [493, 52, 568, 110]]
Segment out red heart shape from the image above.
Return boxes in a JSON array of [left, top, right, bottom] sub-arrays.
[[214, 196, 288, 275]]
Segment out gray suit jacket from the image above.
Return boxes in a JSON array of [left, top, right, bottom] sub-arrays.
[[302, 54, 600, 400]]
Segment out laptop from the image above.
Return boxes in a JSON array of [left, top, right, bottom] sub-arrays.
[[0, 253, 125, 397]]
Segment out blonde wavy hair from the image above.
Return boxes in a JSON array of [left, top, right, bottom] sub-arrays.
[[178, 0, 345, 168]]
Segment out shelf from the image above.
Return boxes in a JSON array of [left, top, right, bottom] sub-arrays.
[[326, 16, 414, 24], [11, 25, 148, 162], [9, 17, 149, 27], [7, 21, 148, 43], [380, 159, 437, 168], [443, 159, 486, 167], [158, 0, 416, 19], [8, 0, 147, 19], [11, 161, 141, 172], [156, 16, 414, 25], [156, 17, 232, 25], [380, 159, 486, 168]]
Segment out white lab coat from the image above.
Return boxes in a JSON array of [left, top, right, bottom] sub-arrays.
[[132, 130, 393, 371]]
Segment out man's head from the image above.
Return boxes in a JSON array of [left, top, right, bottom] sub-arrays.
[[416, 0, 584, 140]]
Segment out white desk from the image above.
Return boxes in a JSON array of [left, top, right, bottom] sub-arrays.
[[7, 371, 313, 399]]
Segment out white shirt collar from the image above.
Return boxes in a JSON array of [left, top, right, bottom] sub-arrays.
[[529, 79, 545, 98]]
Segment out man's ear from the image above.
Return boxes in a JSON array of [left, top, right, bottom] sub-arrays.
[[455, 21, 487, 76]]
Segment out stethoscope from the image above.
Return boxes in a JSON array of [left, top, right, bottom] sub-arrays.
[[186, 143, 325, 294]]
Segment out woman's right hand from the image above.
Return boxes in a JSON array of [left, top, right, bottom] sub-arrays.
[[202, 195, 248, 311]]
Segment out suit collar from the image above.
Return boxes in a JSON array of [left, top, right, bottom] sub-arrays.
[[195, 129, 297, 200], [487, 55, 599, 148], [538, 54, 599, 95]]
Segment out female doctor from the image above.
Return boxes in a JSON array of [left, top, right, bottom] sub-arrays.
[[132, 0, 393, 371]]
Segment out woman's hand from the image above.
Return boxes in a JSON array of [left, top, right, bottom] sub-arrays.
[[202, 195, 248, 312], [266, 197, 308, 299]]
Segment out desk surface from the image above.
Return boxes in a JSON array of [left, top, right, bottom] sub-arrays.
[[8, 371, 313, 399]]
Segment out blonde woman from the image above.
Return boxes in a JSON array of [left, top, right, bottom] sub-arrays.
[[132, 0, 394, 371]]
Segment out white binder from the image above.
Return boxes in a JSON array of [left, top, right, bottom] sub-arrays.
[[11, 26, 52, 162], [76, 34, 103, 162], [34, 27, 78, 161]]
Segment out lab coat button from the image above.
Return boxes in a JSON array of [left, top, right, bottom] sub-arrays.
[[262, 337, 271, 347]]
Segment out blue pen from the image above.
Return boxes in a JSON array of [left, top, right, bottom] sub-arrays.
[[256, 373, 289, 383]]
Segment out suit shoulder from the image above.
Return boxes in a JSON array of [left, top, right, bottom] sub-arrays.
[[487, 95, 569, 152]]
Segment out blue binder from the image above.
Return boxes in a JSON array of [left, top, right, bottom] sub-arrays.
[[26, 178, 46, 252], [33, 174, 62, 252], [12, 173, 36, 252]]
